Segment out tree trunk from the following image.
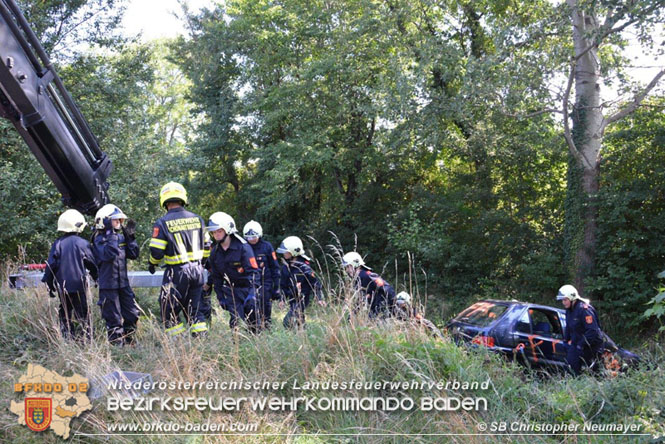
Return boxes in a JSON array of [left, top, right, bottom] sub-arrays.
[[566, 0, 603, 296]]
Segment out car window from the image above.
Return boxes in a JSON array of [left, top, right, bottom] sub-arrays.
[[455, 302, 509, 327], [530, 309, 564, 339], [515, 309, 531, 333]]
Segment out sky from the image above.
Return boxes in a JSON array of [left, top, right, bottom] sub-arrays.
[[121, 0, 216, 41]]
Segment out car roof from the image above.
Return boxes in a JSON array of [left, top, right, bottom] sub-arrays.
[[476, 299, 566, 316]]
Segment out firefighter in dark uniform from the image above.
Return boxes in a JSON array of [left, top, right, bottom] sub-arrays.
[[557, 284, 603, 375], [205, 212, 260, 332], [278, 236, 326, 329], [341, 252, 395, 318], [92, 204, 140, 346], [149, 182, 209, 337], [243, 220, 280, 330], [42, 209, 98, 341]]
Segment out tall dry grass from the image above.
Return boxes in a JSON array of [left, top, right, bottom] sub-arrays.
[[1, 255, 664, 443]]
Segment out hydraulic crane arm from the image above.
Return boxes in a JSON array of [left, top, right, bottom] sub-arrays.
[[0, 0, 111, 214]]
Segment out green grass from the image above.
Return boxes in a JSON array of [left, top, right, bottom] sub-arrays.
[[0, 276, 663, 443]]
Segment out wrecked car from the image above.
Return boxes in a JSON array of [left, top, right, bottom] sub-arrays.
[[446, 300, 641, 374]]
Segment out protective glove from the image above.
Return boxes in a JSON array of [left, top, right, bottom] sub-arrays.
[[148, 263, 156, 275], [124, 219, 137, 239]]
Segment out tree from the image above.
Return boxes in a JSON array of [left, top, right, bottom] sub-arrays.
[[176, 0, 418, 247], [590, 98, 665, 328], [17, 0, 126, 59], [562, 0, 665, 293]]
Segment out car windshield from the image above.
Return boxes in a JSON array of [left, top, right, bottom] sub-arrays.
[[455, 302, 509, 327]]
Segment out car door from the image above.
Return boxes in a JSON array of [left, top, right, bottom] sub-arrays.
[[513, 306, 567, 368]]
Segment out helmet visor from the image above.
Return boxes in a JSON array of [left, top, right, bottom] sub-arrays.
[[244, 229, 260, 241], [109, 208, 127, 220], [206, 222, 222, 232]]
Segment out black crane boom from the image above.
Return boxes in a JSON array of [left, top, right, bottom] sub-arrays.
[[0, 0, 111, 214]]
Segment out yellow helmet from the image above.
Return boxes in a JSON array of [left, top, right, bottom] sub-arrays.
[[57, 209, 87, 233], [160, 182, 188, 208]]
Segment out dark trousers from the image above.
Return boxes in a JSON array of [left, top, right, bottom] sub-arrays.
[[160, 263, 204, 330], [58, 291, 90, 341], [566, 342, 600, 375], [369, 287, 395, 318], [200, 290, 212, 324], [99, 287, 139, 344], [258, 285, 273, 329], [284, 292, 311, 329], [215, 286, 258, 332]]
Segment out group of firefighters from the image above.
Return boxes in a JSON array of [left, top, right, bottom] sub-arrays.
[[41, 181, 603, 375], [42, 182, 429, 346]]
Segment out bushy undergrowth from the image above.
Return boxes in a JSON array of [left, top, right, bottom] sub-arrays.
[[0, 273, 663, 443]]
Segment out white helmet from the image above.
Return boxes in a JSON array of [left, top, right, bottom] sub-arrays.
[[94, 204, 127, 230], [243, 220, 263, 239], [342, 252, 365, 268], [395, 291, 412, 306], [206, 212, 237, 234], [57, 209, 87, 233], [556, 284, 579, 301], [276, 236, 304, 257]]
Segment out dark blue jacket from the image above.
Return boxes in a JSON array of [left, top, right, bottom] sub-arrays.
[[280, 258, 322, 302], [149, 206, 209, 266], [208, 235, 259, 289], [564, 300, 602, 349], [93, 229, 139, 290], [356, 268, 395, 316], [42, 233, 98, 294], [248, 239, 280, 297]]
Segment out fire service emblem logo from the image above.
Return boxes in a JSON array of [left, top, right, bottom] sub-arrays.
[[25, 398, 52, 432]]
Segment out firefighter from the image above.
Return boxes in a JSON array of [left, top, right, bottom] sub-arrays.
[[341, 252, 395, 318], [243, 220, 280, 330], [205, 212, 260, 333], [278, 236, 326, 329], [149, 182, 209, 338], [392, 291, 444, 339], [92, 204, 140, 346], [42, 209, 98, 341], [557, 284, 603, 375]]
